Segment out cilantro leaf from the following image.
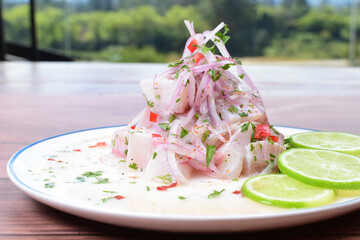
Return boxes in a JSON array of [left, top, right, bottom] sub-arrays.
[[202, 130, 211, 142], [158, 123, 171, 131], [82, 171, 103, 178], [206, 144, 216, 167], [157, 174, 172, 184], [180, 127, 189, 138], [208, 189, 225, 199], [129, 163, 138, 170], [227, 105, 238, 114]]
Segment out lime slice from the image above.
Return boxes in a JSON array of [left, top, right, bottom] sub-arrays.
[[241, 174, 335, 208], [288, 131, 360, 157], [278, 149, 360, 190], [336, 190, 360, 197]]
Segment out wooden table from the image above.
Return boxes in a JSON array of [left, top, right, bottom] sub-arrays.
[[1, 62, 360, 239]]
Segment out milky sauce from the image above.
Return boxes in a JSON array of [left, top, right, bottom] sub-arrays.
[[26, 136, 356, 216]]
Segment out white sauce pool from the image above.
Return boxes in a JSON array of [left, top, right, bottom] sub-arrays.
[[26, 136, 357, 216]]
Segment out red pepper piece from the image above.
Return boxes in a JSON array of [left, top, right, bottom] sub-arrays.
[[269, 136, 279, 142], [152, 133, 162, 138], [187, 38, 198, 53], [233, 190, 241, 194], [194, 52, 204, 63], [254, 125, 271, 139], [114, 195, 125, 200], [156, 182, 178, 191], [149, 111, 158, 122], [47, 158, 55, 161], [73, 149, 81, 152], [89, 142, 107, 148], [131, 125, 136, 129]]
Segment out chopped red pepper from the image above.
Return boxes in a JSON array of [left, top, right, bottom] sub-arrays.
[[269, 136, 279, 142], [114, 195, 125, 200], [149, 111, 158, 122], [89, 142, 107, 148], [156, 182, 177, 191], [73, 149, 81, 152], [233, 190, 241, 194], [194, 52, 204, 63], [187, 38, 198, 53], [254, 125, 271, 139], [47, 158, 55, 161], [152, 133, 162, 138], [57, 160, 63, 163], [131, 125, 136, 130]]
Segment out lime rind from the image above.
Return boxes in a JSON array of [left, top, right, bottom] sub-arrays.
[[278, 149, 360, 190], [289, 132, 360, 157], [241, 174, 336, 208]]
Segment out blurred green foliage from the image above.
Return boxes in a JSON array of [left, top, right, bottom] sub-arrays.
[[2, 1, 359, 62]]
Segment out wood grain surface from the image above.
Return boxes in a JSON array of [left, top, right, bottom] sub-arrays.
[[1, 62, 360, 239]]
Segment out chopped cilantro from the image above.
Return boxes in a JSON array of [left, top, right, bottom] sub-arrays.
[[270, 153, 276, 158], [176, 98, 181, 103], [112, 139, 115, 147], [239, 112, 249, 117], [157, 174, 172, 184], [206, 144, 216, 167], [203, 119, 209, 123], [129, 163, 138, 170], [124, 149, 128, 156], [158, 123, 171, 131], [270, 125, 280, 135], [180, 127, 189, 138], [155, 95, 160, 100], [235, 58, 243, 65], [168, 59, 184, 68], [239, 73, 245, 79], [218, 112, 223, 120], [202, 130, 211, 142], [194, 113, 199, 120], [250, 144, 254, 152], [231, 178, 239, 182], [95, 178, 109, 184], [76, 177, 85, 182], [125, 136, 128, 145], [241, 122, 251, 132], [169, 115, 176, 123], [254, 156, 257, 161], [178, 196, 187, 200], [45, 182, 55, 188], [103, 190, 117, 193], [220, 63, 235, 70], [82, 171, 103, 178], [267, 137, 274, 144], [215, 24, 230, 44], [146, 186, 150, 191], [209, 69, 221, 82], [208, 189, 225, 199], [227, 105, 238, 114], [152, 152, 157, 159], [102, 196, 114, 203]]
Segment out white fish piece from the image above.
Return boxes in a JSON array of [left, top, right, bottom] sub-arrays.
[[145, 146, 192, 183], [243, 141, 286, 176], [152, 76, 189, 114], [214, 125, 253, 178], [145, 146, 172, 180], [216, 97, 264, 125], [111, 127, 129, 158], [127, 130, 154, 169]]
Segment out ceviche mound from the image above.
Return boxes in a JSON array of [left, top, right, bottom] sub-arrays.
[[111, 21, 285, 183]]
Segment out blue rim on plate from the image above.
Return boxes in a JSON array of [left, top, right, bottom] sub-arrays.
[[6, 125, 360, 232]]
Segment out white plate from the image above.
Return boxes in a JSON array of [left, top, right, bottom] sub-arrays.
[[7, 126, 360, 232]]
